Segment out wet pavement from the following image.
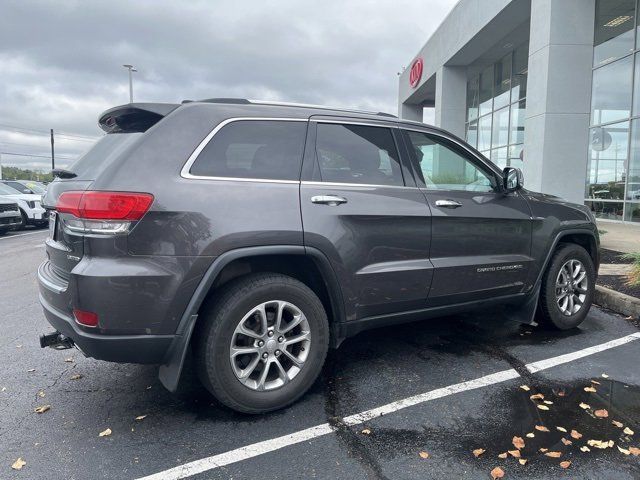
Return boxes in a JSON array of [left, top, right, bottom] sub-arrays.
[[2, 229, 640, 479]]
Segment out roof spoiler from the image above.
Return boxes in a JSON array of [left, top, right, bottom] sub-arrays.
[[98, 103, 180, 133]]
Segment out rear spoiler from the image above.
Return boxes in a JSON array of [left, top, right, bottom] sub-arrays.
[[98, 103, 180, 133]]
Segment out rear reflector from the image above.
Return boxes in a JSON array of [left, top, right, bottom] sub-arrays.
[[57, 191, 154, 220], [73, 308, 99, 327]]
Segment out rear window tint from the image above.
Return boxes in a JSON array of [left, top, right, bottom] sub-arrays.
[[189, 120, 307, 181], [68, 133, 142, 179]]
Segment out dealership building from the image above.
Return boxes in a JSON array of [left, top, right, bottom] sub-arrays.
[[398, 0, 640, 223]]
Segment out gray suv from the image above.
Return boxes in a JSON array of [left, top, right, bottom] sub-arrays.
[[38, 99, 599, 413]]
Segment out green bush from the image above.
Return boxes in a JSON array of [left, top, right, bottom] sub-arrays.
[[621, 252, 640, 287]]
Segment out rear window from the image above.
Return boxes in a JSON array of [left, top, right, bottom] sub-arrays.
[[67, 133, 142, 179], [189, 120, 307, 181]]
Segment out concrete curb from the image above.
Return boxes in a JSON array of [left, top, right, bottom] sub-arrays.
[[595, 285, 640, 319]]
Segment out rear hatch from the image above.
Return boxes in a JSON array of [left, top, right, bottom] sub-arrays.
[[43, 103, 179, 280]]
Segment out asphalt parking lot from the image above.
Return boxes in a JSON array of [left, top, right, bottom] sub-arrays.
[[2, 229, 640, 479]]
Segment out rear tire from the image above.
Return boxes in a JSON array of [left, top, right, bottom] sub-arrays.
[[194, 273, 329, 414], [538, 243, 595, 330]]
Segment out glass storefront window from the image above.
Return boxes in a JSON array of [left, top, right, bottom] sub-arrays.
[[625, 202, 640, 221], [591, 55, 633, 125], [491, 147, 508, 169], [627, 119, 640, 202], [634, 53, 640, 116], [586, 200, 625, 221], [479, 65, 494, 117], [466, 121, 478, 149], [467, 78, 479, 121], [594, 0, 635, 67], [509, 100, 526, 145], [493, 54, 512, 110], [586, 121, 630, 202], [511, 43, 528, 101], [509, 144, 524, 170], [477, 114, 492, 152], [491, 107, 510, 148]]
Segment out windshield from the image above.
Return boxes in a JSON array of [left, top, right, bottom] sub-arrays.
[[67, 133, 142, 179], [0, 183, 21, 195], [21, 181, 46, 194]]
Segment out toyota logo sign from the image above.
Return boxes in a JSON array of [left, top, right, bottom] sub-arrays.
[[409, 58, 423, 88]]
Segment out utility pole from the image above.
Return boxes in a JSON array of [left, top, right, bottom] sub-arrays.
[[50, 129, 55, 171], [0, 152, 3, 180], [123, 64, 137, 103]]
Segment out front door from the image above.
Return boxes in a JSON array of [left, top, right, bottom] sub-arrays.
[[401, 129, 533, 306], [300, 118, 433, 321]]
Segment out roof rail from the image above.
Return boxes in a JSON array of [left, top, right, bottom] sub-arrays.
[[183, 98, 396, 118]]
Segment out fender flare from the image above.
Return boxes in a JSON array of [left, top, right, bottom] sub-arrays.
[[158, 245, 345, 391]]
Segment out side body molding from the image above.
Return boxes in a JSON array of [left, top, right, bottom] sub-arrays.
[[158, 245, 345, 391]]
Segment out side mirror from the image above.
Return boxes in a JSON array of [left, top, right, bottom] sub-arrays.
[[502, 167, 524, 193]]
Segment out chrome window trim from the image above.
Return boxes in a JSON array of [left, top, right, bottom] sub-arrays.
[[180, 117, 308, 182], [301, 181, 419, 190], [310, 118, 399, 128]]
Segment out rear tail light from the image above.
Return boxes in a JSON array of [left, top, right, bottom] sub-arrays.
[[73, 308, 99, 327], [56, 191, 153, 235]]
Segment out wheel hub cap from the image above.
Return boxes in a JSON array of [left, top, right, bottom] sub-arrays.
[[229, 300, 311, 391]]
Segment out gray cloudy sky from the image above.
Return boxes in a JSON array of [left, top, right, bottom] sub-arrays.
[[0, 0, 454, 171]]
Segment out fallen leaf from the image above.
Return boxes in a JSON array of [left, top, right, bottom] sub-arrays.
[[556, 426, 567, 433], [579, 402, 591, 410], [535, 425, 550, 432], [526, 433, 535, 438], [520, 385, 530, 391], [70, 374, 82, 380], [27, 369, 35, 373], [543, 400, 553, 405], [34, 405, 50, 414], [64, 357, 74, 363], [623, 427, 634, 435], [629, 447, 640, 456], [545, 451, 562, 458], [618, 446, 631, 455], [594, 409, 609, 418], [512, 436, 525, 450], [539, 448, 548, 453], [490, 467, 505, 479], [11, 458, 26, 470], [557, 390, 566, 397], [518, 458, 528, 465], [580, 446, 591, 452], [473, 448, 485, 458], [591, 380, 601, 385], [99, 428, 112, 437], [1, 387, 6, 392], [559, 461, 571, 469], [530, 393, 544, 400], [418, 451, 429, 459], [612, 420, 624, 428], [135, 415, 147, 421], [361, 428, 371, 435], [587, 439, 612, 449], [602, 373, 609, 378], [537, 404, 550, 411], [508, 449, 521, 458], [37, 390, 45, 398], [570, 430, 583, 440], [498, 452, 508, 459], [584, 386, 597, 393], [561, 438, 572, 446]]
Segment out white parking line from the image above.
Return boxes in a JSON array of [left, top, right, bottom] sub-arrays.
[[0, 230, 47, 240], [136, 332, 640, 480]]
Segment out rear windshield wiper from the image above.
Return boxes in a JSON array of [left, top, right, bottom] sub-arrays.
[[51, 168, 77, 179]]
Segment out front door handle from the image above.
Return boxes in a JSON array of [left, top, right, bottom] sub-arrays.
[[311, 195, 348, 206], [435, 199, 462, 208]]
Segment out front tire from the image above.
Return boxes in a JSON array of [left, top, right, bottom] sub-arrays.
[[538, 243, 595, 330], [194, 273, 329, 414]]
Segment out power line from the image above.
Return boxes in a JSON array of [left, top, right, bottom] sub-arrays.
[[0, 123, 100, 142], [0, 151, 76, 160]]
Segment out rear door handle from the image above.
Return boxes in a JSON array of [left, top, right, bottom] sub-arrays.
[[435, 199, 462, 208], [311, 195, 348, 206]]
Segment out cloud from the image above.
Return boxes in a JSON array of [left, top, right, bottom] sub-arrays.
[[0, 0, 453, 170]]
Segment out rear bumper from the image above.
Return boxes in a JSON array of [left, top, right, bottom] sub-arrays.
[[38, 261, 174, 364]]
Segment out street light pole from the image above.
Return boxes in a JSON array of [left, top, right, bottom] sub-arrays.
[[122, 64, 137, 103]]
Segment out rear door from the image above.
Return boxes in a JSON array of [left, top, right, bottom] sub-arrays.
[[300, 117, 433, 320], [401, 128, 533, 306]]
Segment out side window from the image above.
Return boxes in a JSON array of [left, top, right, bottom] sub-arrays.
[[405, 130, 495, 192], [189, 120, 307, 180], [315, 123, 404, 186]]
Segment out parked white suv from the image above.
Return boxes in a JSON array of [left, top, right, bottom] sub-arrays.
[[0, 198, 21, 234], [0, 182, 48, 228]]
